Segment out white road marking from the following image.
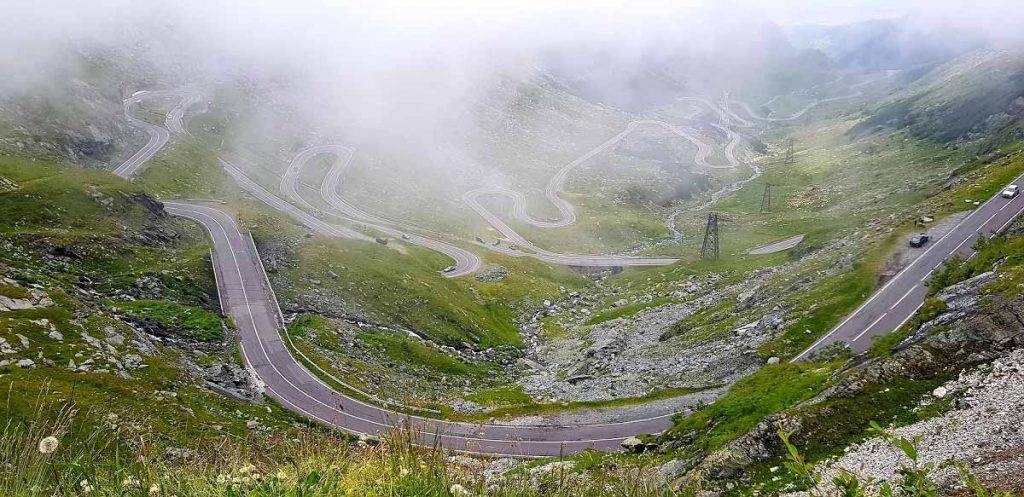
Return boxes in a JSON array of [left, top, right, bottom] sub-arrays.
[[853, 312, 888, 341], [997, 199, 1024, 232], [792, 170, 1024, 361], [168, 203, 686, 457], [891, 285, 919, 309], [891, 301, 925, 334]]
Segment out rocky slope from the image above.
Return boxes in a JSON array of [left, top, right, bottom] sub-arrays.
[[669, 247, 1024, 494]]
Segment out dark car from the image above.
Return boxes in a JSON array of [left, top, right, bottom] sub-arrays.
[[909, 233, 930, 248]]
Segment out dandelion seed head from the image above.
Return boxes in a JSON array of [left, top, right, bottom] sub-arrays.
[[450, 483, 471, 496], [38, 436, 59, 454]]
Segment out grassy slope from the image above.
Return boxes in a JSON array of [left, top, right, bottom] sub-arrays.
[[852, 49, 1024, 142], [132, 131, 590, 399], [653, 65, 1024, 473], [0, 154, 303, 454]]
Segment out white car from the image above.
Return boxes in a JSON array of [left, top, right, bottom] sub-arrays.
[[1002, 184, 1019, 199]]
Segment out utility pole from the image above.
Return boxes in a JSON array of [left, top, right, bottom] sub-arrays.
[[720, 91, 731, 125], [760, 183, 773, 213], [782, 138, 796, 167], [700, 212, 720, 260]]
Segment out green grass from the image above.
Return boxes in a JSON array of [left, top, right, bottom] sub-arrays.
[[0, 391, 674, 497], [465, 385, 534, 406], [0, 154, 266, 449], [0, 281, 32, 299], [794, 374, 956, 462], [868, 326, 914, 358], [662, 300, 737, 344], [357, 332, 491, 378], [278, 238, 522, 348], [664, 362, 837, 453], [585, 296, 674, 326], [455, 385, 715, 423], [111, 300, 225, 341], [0, 152, 217, 307], [929, 234, 1024, 294], [134, 138, 242, 200], [271, 228, 587, 351], [758, 247, 886, 360]]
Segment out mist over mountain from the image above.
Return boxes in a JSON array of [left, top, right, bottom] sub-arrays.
[[4, 2, 1024, 496], [785, 18, 985, 71]]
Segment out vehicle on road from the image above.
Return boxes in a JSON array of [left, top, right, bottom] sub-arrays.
[[442, 265, 456, 273], [908, 233, 930, 248], [1002, 184, 1019, 198]]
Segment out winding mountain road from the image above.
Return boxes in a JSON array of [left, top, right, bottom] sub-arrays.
[[112, 91, 173, 178], [119, 88, 753, 274], [278, 116, 749, 271], [281, 144, 482, 277], [458, 118, 746, 266], [110, 76, 1021, 456], [166, 201, 680, 456]]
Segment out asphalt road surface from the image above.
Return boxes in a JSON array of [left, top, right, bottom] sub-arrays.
[[281, 144, 483, 278], [794, 173, 1024, 360], [747, 235, 805, 255], [113, 89, 201, 178], [118, 88, 750, 274], [220, 157, 372, 242], [166, 201, 680, 457], [460, 118, 750, 267], [112, 91, 173, 178]]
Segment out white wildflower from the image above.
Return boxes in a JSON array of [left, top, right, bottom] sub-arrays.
[[148, 483, 160, 495], [79, 479, 94, 494], [275, 470, 287, 481], [449, 483, 472, 496], [38, 436, 59, 454], [123, 476, 141, 488]]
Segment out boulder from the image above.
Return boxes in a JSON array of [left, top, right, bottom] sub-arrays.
[[658, 458, 692, 480]]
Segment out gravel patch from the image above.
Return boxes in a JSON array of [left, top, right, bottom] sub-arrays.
[[803, 347, 1024, 493]]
